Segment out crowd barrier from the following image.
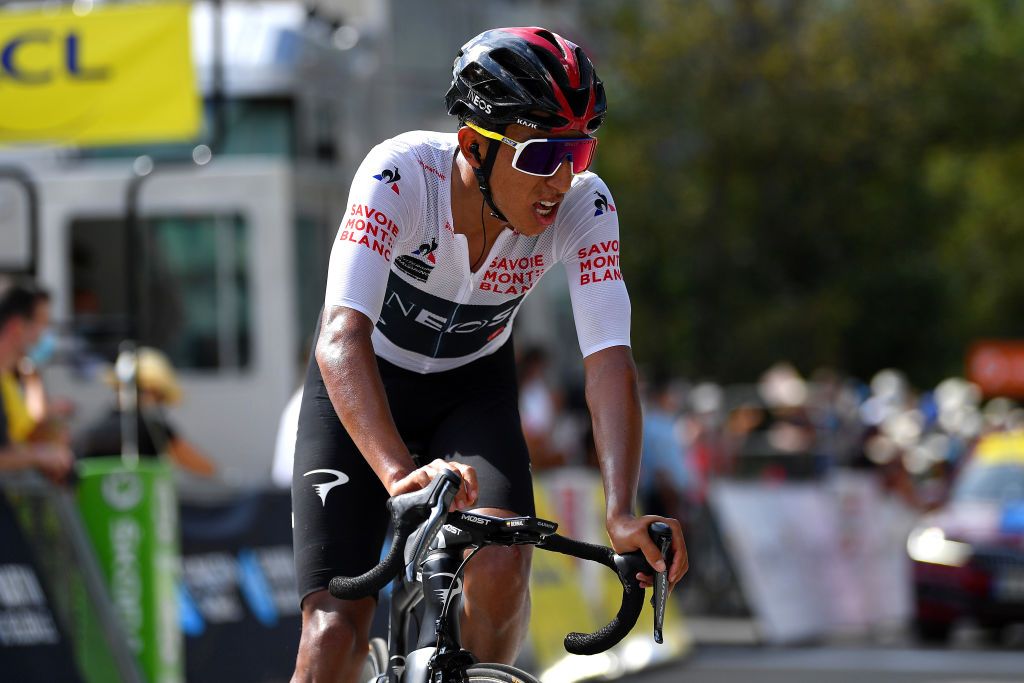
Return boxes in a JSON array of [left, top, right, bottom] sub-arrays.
[[709, 470, 916, 643], [177, 489, 301, 683], [1, 467, 691, 682], [0, 471, 143, 683], [529, 468, 692, 681]]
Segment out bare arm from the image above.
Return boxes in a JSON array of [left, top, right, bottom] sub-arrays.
[[167, 438, 217, 477], [0, 442, 72, 484], [21, 367, 48, 423], [0, 444, 42, 471], [315, 306, 477, 507], [584, 345, 688, 587]]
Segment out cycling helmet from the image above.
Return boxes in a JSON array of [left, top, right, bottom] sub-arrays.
[[445, 27, 607, 134], [446, 27, 606, 223]]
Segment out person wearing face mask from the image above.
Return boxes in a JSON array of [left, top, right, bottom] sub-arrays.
[[0, 284, 67, 444], [0, 277, 73, 484]]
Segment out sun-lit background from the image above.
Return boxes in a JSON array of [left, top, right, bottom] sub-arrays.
[[2, 1, 1024, 682]]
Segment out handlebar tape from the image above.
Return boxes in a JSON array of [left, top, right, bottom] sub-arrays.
[[328, 513, 415, 600], [327, 472, 459, 600], [539, 533, 646, 655]]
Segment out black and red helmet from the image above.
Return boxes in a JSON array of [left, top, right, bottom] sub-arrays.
[[445, 27, 607, 134]]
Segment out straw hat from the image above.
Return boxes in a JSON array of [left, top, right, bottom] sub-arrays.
[[103, 347, 183, 405]]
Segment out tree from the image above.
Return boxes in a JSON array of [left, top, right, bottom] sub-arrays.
[[590, 0, 1024, 385]]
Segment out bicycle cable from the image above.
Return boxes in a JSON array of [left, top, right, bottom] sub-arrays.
[[434, 543, 485, 650]]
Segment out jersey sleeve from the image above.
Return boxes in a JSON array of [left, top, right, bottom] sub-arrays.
[[556, 176, 632, 357], [323, 141, 420, 323]]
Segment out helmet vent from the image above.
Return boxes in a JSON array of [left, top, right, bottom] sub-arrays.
[[532, 29, 566, 58], [490, 48, 536, 81], [447, 27, 607, 134], [461, 64, 515, 104], [517, 76, 549, 103]]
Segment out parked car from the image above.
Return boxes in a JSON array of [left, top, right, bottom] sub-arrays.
[[908, 431, 1024, 642]]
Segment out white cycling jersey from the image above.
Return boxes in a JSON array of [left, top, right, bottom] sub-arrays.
[[323, 130, 630, 373]]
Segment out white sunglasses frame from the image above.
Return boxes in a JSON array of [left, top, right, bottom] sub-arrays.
[[465, 122, 597, 177]]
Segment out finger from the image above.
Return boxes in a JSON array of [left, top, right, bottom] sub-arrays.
[[636, 534, 666, 574], [457, 465, 478, 504], [442, 460, 472, 488], [414, 468, 433, 489], [452, 487, 473, 511], [438, 462, 466, 505], [396, 468, 430, 495], [442, 462, 477, 508], [669, 524, 688, 583]]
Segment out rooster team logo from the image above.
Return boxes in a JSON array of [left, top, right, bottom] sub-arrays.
[[594, 191, 616, 216], [374, 167, 402, 194], [395, 238, 438, 283]]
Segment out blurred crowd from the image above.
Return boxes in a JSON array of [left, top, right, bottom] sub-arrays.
[[514, 348, 1021, 520], [4, 270, 1015, 518], [0, 275, 215, 487]]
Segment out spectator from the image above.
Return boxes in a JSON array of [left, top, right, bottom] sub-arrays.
[[517, 346, 566, 470], [271, 386, 303, 489], [0, 277, 73, 484], [1, 283, 70, 444], [74, 347, 216, 476], [639, 372, 693, 520]]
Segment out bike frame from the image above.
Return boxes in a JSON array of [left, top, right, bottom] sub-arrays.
[[339, 474, 670, 682], [384, 524, 477, 682]]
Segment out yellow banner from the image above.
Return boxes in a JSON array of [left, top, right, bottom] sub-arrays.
[[0, 2, 200, 146]]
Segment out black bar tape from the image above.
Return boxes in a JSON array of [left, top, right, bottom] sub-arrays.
[[564, 585, 645, 655], [328, 516, 415, 600], [538, 533, 616, 569], [539, 534, 646, 655]]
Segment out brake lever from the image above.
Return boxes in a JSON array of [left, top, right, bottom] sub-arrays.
[[648, 521, 672, 644], [404, 476, 460, 583]]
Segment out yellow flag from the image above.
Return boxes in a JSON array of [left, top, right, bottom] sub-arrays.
[[0, 2, 200, 146]]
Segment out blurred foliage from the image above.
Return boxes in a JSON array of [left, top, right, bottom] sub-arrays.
[[588, 0, 1024, 384]]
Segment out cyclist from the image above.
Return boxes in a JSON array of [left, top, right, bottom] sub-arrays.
[[291, 27, 688, 682]]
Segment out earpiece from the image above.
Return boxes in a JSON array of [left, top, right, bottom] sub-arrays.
[[469, 142, 482, 164]]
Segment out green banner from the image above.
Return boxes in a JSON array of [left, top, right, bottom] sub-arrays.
[[76, 457, 183, 683]]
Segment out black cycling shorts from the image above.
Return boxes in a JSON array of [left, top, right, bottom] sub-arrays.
[[291, 316, 535, 605]]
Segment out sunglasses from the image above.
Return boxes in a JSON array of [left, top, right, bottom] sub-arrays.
[[466, 122, 598, 177]]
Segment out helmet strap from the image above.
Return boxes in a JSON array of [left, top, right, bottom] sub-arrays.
[[471, 137, 508, 223]]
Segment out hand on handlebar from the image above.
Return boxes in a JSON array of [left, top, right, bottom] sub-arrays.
[[606, 514, 688, 590], [387, 458, 478, 511]]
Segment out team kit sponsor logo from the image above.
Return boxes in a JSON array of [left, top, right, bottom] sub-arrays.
[[339, 203, 400, 261], [377, 274, 524, 358], [469, 92, 493, 114], [303, 469, 349, 506], [373, 167, 402, 194], [593, 191, 616, 216], [395, 238, 438, 283], [478, 254, 546, 295], [417, 158, 447, 181], [578, 239, 622, 286]]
